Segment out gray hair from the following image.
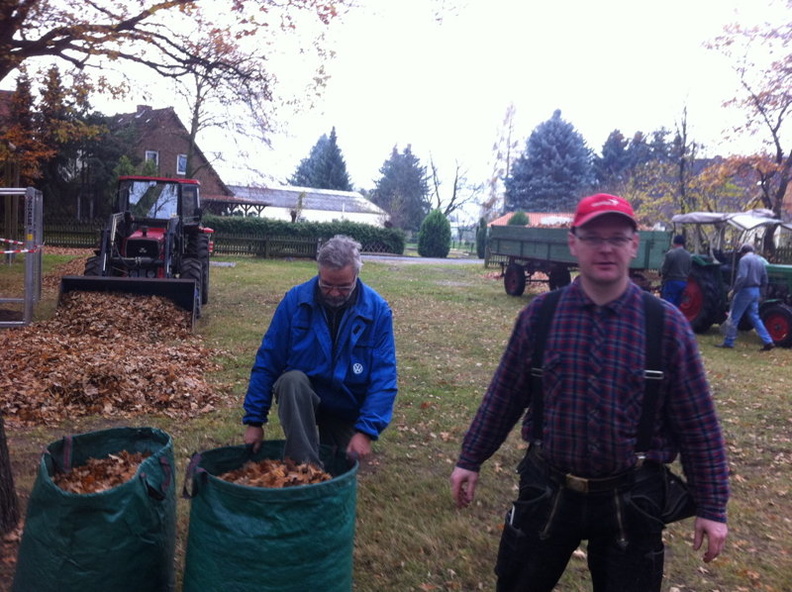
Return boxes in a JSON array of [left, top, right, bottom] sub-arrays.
[[317, 235, 363, 273]]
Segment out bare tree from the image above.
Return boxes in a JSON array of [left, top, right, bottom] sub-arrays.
[[428, 157, 483, 219], [0, 1, 346, 84], [482, 103, 519, 219]]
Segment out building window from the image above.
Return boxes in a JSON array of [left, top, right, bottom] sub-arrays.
[[177, 154, 188, 176], [144, 150, 159, 166]]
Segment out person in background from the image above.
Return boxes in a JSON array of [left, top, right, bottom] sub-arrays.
[[660, 234, 692, 308], [242, 235, 398, 465], [716, 243, 775, 352], [450, 193, 729, 592]]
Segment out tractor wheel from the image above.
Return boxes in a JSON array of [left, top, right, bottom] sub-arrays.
[[548, 265, 571, 291], [84, 256, 102, 276], [680, 265, 723, 334], [186, 233, 211, 304], [761, 303, 792, 347], [181, 258, 203, 319], [201, 258, 210, 305], [504, 262, 526, 296]]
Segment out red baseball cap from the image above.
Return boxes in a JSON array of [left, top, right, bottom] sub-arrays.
[[572, 193, 637, 229]]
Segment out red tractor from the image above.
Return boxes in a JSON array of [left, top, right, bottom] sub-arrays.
[[61, 176, 213, 321]]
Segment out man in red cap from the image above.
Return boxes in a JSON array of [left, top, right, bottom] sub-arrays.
[[450, 194, 729, 591]]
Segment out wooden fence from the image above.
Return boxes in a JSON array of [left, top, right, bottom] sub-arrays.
[[41, 221, 322, 258]]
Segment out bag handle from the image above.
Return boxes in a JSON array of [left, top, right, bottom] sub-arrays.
[[182, 452, 206, 499]]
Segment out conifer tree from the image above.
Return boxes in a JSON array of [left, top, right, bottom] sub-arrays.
[[417, 209, 451, 258], [504, 110, 593, 212], [371, 145, 431, 232], [289, 127, 353, 191]]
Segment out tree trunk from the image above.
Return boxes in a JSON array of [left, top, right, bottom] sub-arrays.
[[0, 413, 20, 534]]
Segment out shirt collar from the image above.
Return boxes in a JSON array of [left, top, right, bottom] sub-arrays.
[[568, 277, 641, 314]]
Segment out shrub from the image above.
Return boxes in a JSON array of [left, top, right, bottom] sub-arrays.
[[417, 210, 451, 258], [508, 211, 529, 225], [475, 217, 487, 259], [202, 214, 406, 254]]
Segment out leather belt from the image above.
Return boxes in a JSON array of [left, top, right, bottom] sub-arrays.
[[547, 464, 633, 494]]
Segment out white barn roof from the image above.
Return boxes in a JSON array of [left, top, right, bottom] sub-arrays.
[[228, 185, 387, 217]]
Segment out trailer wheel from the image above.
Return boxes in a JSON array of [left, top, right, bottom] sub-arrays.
[[548, 266, 571, 291], [181, 258, 203, 319], [84, 256, 102, 276], [680, 265, 722, 333], [761, 304, 792, 347], [504, 263, 526, 296]]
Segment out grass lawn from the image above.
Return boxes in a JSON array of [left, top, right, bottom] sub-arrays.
[[2, 253, 791, 591]]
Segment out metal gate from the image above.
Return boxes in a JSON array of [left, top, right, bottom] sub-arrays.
[[1, 187, 44, 327]]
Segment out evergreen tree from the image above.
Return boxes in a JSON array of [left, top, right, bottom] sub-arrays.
[[475, 216, 487, 259], [593, 129, 630, 188], [32, 67, 105, 217], [417, 209, 451, 258], [371, 145, 431, 232], [504, 110, 593, 212], [649, 128, 673, 163], [625, 131, 653, 172], [0, 67, 53, 185], [289, 127, 352, 191]]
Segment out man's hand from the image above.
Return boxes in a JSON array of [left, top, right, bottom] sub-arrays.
[[693, 517, 728, 563], [243, 425, 264, 453], [450, 467, 479, 509], [346, 432, 372, 460]]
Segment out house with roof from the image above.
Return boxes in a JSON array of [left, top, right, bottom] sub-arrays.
[[111, 105, 390, 226], [111, 105, 234, 201]]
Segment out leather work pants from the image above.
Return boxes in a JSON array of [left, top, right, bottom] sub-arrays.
[[495, 450, 666, 592], [273, 370, 356, 466]]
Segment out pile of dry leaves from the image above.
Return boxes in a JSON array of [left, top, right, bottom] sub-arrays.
[[0, 290, 225, 425], [219, 459, 332, 488], [53, 451, 151, 494]]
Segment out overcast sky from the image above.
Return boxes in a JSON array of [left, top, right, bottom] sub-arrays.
[[208, 0, 786, 204], [6, 0, 788, 219]]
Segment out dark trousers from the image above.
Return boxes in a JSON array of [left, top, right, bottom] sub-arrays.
[[274, 370, 356, 465], [495, 451, 666, 592]]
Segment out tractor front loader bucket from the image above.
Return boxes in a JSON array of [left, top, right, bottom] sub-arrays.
[[59, 276, 198, 330]]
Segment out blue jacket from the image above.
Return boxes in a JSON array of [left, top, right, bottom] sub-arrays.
[[243, 276, 398, 439]]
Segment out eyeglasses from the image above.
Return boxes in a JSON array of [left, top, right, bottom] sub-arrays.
[[575, 234, 634, 248], [318, 280, 357, 294]]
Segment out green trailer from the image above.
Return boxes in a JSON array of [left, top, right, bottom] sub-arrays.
[[488, 225, 671, 296]]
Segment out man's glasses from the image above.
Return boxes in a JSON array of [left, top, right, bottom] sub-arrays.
[[574, 234, 634, 248], [318, 280, 356, 294]]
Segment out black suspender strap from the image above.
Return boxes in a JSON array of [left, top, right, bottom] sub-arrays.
[[529, 288, 563, 443], [635, 292, 666, 461]]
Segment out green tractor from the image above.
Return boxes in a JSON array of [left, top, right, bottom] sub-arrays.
[[672, 210, 792, 347]]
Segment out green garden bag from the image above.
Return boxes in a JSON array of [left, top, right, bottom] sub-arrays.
[[182, 441, 358, 592], [12, 426, 177, 592]]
